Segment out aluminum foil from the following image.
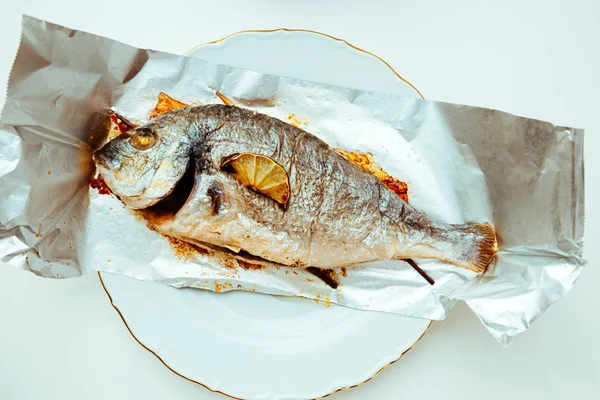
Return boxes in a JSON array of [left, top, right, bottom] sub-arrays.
[[0, 16, 585, 345]]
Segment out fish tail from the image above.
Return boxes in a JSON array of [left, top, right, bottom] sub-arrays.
[[451, 222, 497, 273]]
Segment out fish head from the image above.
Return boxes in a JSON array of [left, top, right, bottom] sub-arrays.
[[93, 121, 192, 209]]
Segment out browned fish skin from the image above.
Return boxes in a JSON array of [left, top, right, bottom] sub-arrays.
[[94, 105, 496, 272]]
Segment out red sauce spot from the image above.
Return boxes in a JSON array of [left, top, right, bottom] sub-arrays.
[[110, 114, 133, 134], [381, 177, 409, 203], [90, 175, 111, 195], [334, 149, 409, 202], [238, 260, 264, 270]]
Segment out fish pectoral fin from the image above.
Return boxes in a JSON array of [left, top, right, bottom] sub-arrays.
[[305, 267, 339, 289]]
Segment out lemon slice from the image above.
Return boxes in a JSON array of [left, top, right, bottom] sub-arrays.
[[221, 153, 290, 208]]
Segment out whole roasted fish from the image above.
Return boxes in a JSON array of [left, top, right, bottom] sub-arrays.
[[94, 105, 496, 272]]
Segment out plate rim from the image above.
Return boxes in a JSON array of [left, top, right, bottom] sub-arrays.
[[184, 28, 424, 101], [100, 271, 432, 400], [98, 28, 430, 400]]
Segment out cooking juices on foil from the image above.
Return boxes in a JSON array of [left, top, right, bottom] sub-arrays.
[[0, 16, 585, 344]]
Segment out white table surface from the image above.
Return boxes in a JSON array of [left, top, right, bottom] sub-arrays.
[[0, 1, 598, 399]]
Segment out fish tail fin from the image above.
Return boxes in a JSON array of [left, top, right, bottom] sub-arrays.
[[453, 222, 497, 273]]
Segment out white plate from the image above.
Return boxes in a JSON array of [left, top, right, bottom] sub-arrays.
[[99, 29, 431, 400]]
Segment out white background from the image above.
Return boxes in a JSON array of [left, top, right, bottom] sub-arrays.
[[0, 0, 598, 399]]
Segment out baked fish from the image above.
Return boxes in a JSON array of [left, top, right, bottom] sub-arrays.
[[93, 105, 496, 272]]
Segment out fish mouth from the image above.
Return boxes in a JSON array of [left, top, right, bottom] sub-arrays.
[[145, 160, 196, 217], [92, 134, 131, 169], [92, 149, 114, 169]]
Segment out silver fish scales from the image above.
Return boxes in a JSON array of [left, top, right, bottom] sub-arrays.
[[94, 105, 497, 272]]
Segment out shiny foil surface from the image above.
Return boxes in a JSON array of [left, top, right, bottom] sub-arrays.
[[0, 16, 585, 344]]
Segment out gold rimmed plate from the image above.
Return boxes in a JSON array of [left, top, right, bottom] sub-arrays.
[[99, 29, 431, 400]]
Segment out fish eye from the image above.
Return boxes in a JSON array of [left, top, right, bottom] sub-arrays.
[[130, 128, 156, 150]]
